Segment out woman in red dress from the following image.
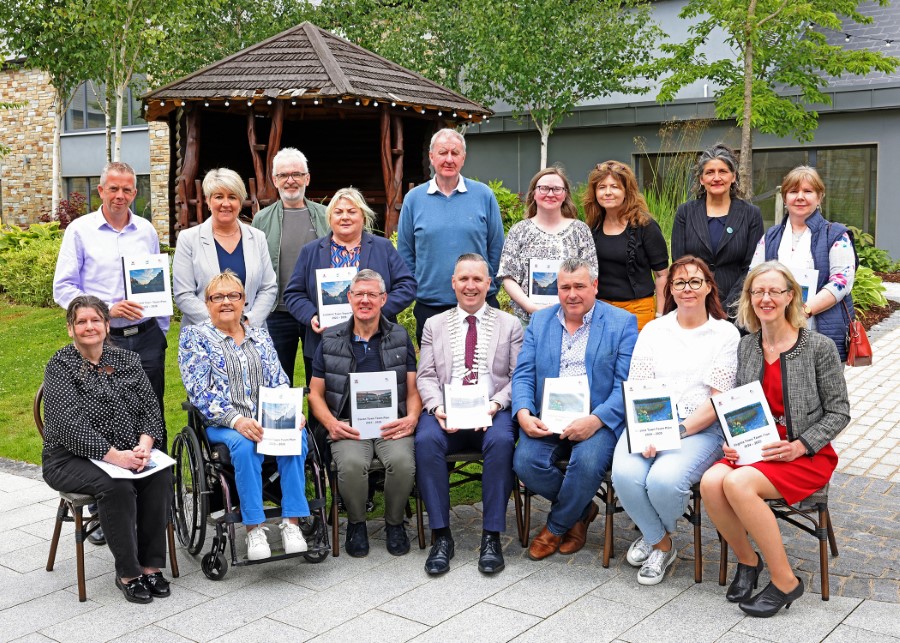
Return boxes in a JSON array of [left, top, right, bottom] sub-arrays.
[[700, 261, 850, 617]]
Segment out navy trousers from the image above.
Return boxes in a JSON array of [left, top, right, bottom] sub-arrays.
[[414, 410, 516, 532]]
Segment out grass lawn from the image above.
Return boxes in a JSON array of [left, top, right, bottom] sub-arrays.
[[0, 302, 483, 510]]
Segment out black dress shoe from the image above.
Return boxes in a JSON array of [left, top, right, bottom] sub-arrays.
[[385, 523, 410, 556], [115, 576, 153, 604], [478, 533, 505, 574], [141, 572, 171, 598], [87, 525, 106, 546], [726, 551, 764, 603], [424, 535, 455, 575], [345, 521, 369, 557], [740, 577, 805, 617]]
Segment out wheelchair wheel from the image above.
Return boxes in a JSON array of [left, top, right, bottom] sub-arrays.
[[201, 551, 228, 580], [173, 429, 208, 555]]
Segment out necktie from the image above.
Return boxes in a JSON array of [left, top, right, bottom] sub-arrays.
[[463, 315, 477, 385]]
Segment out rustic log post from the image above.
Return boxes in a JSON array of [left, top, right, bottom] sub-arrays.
[[379, 106, 393, 237], [194, 179, 204, 224], [180, 107, 201, 226], [262, 100, 285, 203], [385, 114, 404, 236], [247, 110, 266, 198]]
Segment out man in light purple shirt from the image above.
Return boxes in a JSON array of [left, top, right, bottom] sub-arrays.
[[53, 161, 168, 421]]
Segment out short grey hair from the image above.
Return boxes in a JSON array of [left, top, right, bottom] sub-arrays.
[[691, 143, 743, 200], [351, 268, 385, 293], [100, 161, 136, 186], [429, 128, 466, 152], [455, 253, 490, 274], [202, 168, 248, 202], [272, 147, 309, 175], [559, 257, 598, 281]]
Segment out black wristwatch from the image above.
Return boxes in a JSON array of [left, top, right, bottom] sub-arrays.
[[678, 423, 688, 438]]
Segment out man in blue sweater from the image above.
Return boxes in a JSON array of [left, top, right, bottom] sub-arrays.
[[398, 128, 504, 344]]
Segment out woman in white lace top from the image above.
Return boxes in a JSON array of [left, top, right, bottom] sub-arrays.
[[611, 255, 740, 585]]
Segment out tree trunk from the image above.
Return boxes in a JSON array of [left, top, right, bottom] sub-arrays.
[[104, 88, 112, 163], [52, 91, 64, 214], [114, 83, 126, 162], [740, 0, 757, 197], [539, 124, 549, 170]]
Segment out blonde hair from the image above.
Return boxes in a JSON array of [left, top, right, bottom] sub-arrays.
[[736, 261, 807, 333], [327, 187, 375, 231], [204, 270, 245, 300], [202, 168, 248, 202], [780, 165, 825, 201]]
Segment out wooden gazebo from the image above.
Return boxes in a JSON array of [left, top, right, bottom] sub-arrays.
[[143, 22, 492, 238]]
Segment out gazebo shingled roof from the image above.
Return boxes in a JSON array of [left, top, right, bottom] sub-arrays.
[[144, 22, 491, 121], [143, 22, 490, 239]]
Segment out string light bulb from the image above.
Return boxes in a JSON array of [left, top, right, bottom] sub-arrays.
[[373, 101, 378, 106], [224, 100, 230, 107], [391, 101, 396, 107], [356, 99, 360, 106], [314, 98, 319, 105], [204, 101, 209, 107], [337, 98, 343, 104], [291, 99, 297, 106], [160, 100, 165, 106]]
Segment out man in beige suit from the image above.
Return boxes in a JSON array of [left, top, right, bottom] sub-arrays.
[[415, 253, 524, 576]]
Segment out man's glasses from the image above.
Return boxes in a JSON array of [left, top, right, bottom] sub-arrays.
[[348, 291, 384, 300], [274, 172, 308, 181], [208, 292, 244, 303], [535, 185, 567, 195], [672, 278, 706, 291]]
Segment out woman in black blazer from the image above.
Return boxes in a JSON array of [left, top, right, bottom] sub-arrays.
[[671, 144, 763, 317]]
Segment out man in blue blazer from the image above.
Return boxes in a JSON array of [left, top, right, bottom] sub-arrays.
[[513, 257, 638, 560]]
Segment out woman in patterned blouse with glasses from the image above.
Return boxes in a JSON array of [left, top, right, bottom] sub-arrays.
[[584, 161, 669, 330], [497, 167, 597, 324]]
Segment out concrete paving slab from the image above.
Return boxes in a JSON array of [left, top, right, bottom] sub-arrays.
[[822, 624, 900, 642], [512, 594, 653, 643], [0, 590, 99, 642], [106, 625, 197, 643], [0, 528, 45, 556], [619, 584, 746, 642], [731, 594, 862, 643], [308, 609, 429, 643], [841, 600, 900, 638], [209, 617, 315, 643], [411, 602, 541, 643]]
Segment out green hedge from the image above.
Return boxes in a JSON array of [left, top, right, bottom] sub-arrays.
[[0, 236, 62, 307]]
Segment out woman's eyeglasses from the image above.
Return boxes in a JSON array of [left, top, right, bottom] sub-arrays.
[[671, 278, 706, 291], [535, 185, 567, 195], [208, 292, 244, 303], [749, 289, 791, 299]]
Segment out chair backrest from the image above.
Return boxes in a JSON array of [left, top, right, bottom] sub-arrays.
[[34, 383, 45, 439]]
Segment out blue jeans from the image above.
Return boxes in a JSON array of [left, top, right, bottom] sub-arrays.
[[611, 423, 723, 546], [415, 411, 516, 532], [514, 427, 618, 536], [206, 426, 310, 525], [266, 310, 311, 386]]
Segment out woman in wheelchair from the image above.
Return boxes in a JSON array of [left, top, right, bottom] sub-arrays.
[[179, 271, 310, 561], [42, 296, 172, 604]]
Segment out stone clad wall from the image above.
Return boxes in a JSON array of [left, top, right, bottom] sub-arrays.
[[0, 66, 55, 226], [149, 120, 170, 243]]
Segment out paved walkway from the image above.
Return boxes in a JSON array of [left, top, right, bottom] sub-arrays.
[[0, 300, 897, 643]]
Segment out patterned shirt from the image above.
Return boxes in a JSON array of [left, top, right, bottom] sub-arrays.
[[179, 320, 288, 428], [557, 305, 594, 376], [330, 239, 362, 268], [42, 344, 164, 460], [497, 218, 598, 323]]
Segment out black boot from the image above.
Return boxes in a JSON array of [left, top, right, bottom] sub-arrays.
[[739, 577, 804, 617], [726, 551, 764, 603]]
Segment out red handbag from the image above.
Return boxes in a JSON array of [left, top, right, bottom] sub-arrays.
[[843, 301, 872, 367]]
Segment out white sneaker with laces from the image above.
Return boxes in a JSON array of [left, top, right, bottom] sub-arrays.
[[637, 546, 677, 585], [280, 522, 308, 554], [246, 525, 271, 560], [626, 536, 653, 567]]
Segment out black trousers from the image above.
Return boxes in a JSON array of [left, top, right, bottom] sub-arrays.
[[110, 320, 167, 441], [413, 294, 500, 346], [42, 446, 172, 579]]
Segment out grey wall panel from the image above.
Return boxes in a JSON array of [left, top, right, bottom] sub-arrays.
[[60, 129, 150, 177]]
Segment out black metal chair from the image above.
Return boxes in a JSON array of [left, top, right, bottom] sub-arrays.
[[718, 485, 838, 600], [34, 384, 180, 601]]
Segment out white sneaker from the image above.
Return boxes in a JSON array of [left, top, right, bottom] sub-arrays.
[[637, 546, 677, 585], [626, 536, 653, 567], [280, 522, 308, 554], [246, 525, 271, 560]]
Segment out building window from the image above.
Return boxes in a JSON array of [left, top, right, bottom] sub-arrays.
[[65, 81, 146, 132], [638, 145, 878, 238], [66, 175, 152, 220]]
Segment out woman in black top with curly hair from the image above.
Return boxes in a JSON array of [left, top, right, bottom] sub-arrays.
[[584, 160, 669, 330], [41, 295, 172, 605], [671, 143, 763, 317]]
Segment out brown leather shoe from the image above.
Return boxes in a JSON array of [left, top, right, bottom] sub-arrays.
[[559, 502, 599, 555], [528, 525, 562, 560]]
